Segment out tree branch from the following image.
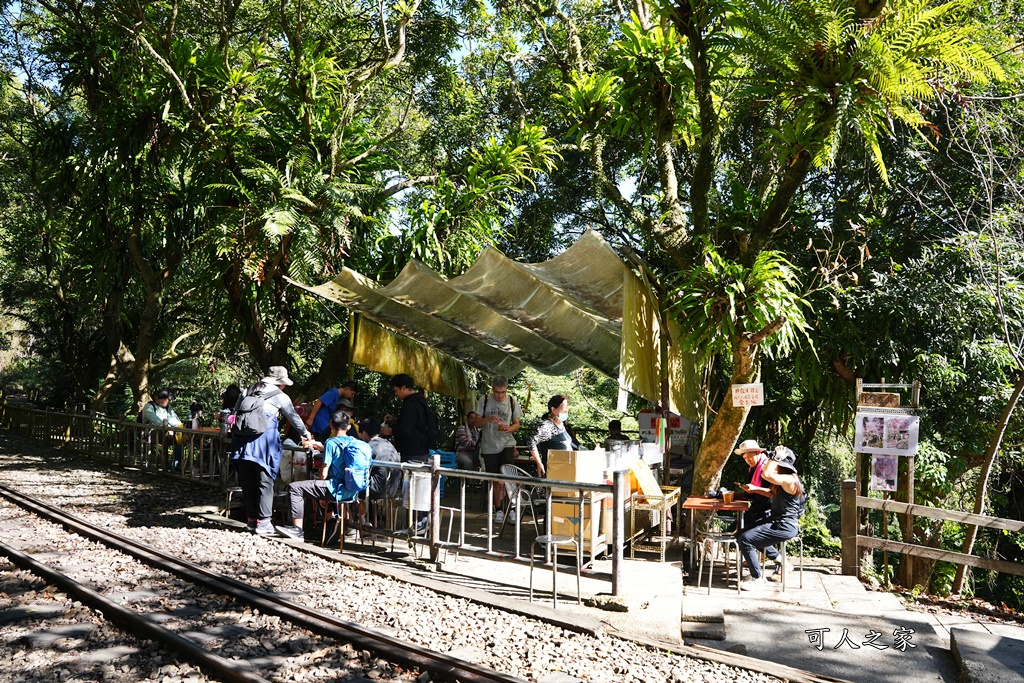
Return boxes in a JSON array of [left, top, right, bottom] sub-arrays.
[[136, 32, 194, 114], [352, 0, 424, 87], [746, 316, 786, 345]]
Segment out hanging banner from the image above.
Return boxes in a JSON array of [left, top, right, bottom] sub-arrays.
[[731, 383, 764, 407], [855, 413, 919, 455], [870, 454, 898, 492]]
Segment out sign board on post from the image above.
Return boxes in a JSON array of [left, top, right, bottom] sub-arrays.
[[854, 412, 919, 456], [731, 383, 764, 407]]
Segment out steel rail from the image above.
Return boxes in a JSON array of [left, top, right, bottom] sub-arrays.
[[0, 541, 271, 683], [0, 484, 524, 683]]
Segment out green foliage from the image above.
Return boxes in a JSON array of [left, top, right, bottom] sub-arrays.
[[670, 243, 813, 363], [401, 124, 561, 274], [738, 0, 1005, 183]]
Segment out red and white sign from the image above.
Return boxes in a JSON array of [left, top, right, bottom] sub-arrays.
[[731, 383, 764, 407]]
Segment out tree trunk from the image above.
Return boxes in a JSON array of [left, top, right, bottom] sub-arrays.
[[951, 369, 1024, 594], [691, 333, 761, 497], [299, 332, 350, 403], [90, 354, 121, 414]]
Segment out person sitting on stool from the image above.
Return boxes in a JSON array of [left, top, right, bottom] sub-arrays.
[[276, 410, 366, 540]]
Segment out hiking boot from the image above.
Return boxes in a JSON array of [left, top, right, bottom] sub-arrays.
[[740, 576, 768, 591], [275, 524, 303, 540], [253, 519, 276, 535]]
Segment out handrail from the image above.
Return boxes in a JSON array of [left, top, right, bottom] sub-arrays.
[[840, 479, 1024, 582], [0, 399, 631, 595]]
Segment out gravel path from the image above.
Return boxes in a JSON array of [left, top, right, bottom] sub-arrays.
[[0, 431, 782, 683]]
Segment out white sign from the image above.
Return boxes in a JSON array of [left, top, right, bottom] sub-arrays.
[[638, 414, 663, 445], [731, 383, 764, 407], [855, 412, 919, 456]]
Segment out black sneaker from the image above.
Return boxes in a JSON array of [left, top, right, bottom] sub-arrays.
[[275, 524, 303, 540]]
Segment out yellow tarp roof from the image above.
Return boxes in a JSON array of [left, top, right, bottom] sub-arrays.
[[289, 230, 700, 420]]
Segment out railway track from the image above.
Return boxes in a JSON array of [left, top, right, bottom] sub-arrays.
[[0, 483, 524, 683]]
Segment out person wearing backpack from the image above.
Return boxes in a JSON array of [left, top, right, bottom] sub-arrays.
[[230, 366, 317, 535], [276, 410, 371, 540], [380, 373, 434, 463], [471, 375, 522, 522]]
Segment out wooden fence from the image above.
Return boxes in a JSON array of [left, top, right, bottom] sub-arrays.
[[0, 399, 231, 488], [840, 479, 1024, 582]]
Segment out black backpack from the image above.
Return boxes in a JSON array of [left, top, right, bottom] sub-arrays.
[[231, 387, 281, 437], [424, 404, 443, 449]]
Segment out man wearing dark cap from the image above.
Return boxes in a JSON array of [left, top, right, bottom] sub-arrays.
[[305, 381, 358, 442], [140, 389, 184, 469]]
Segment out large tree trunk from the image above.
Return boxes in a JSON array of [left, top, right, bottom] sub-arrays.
[[691, 333, 761, 498], [90, 354, 121, 414], [690, 317, 785, 535], [951, 370, 1024, 594]]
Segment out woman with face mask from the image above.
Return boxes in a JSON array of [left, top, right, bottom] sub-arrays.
[[526, 394, 574, 477]]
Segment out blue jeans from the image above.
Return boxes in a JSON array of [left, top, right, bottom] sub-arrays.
[[737, 518, 799, 579]]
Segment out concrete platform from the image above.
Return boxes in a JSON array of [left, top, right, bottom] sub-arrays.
[[951, 626, 1024, 683], [679, 554, 1024, 683], [196, 501, 1024, 683]]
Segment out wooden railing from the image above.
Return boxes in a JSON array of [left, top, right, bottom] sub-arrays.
[[840, 479, 1024, 581], [0, 400, 231, 488]]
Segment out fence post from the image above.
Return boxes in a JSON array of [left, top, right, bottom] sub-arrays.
[[429, 454, 440, 563], [841, 479, 859, 577], [611, 469, 625, 597]]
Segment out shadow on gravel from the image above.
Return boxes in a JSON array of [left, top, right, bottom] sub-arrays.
[[0, 431, 223, 531]]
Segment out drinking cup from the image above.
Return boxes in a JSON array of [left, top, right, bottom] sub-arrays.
[[722, 491, 735, 504]]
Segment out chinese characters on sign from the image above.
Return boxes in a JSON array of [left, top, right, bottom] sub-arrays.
[[731, 383, 765, 407], [804, 627, 917, 652], [638, 414, 664, 445], [854, 412, 920, 456]]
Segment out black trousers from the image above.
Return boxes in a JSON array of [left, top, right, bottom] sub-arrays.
[[237, 460, 275, 521]]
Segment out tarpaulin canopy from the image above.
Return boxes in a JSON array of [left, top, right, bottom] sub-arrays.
[[289, 229, 700, 420]]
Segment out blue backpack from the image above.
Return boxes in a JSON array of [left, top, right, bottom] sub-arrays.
[[327, 436, 372, 502]]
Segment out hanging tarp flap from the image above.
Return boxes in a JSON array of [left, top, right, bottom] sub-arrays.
[[378, 260, 581, 375], [620, 269, 662, 410], [351, 317, 472, 399], [288, 268, 526, 378], [667, 322, 703, 423], [290, 229, 698, 409]]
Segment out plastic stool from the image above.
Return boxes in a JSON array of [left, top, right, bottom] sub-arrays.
[[529, 535, 581, 608], [223, 486, 242, 517]]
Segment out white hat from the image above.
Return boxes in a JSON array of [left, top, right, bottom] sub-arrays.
[[734, 439, 764, 455], [259, 366, 293, 387]]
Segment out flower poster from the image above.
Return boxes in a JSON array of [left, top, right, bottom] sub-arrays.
[[855, 412, 919, 455], [870, 454, 898, 492]]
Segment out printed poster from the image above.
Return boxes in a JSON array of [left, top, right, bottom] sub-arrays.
[[870, 454, 898, 492], [855, 412, 919, 455]]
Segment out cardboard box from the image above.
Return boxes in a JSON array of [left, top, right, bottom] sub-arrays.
[[547, 449, 605, 494], [551, 495, 607, 554]]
